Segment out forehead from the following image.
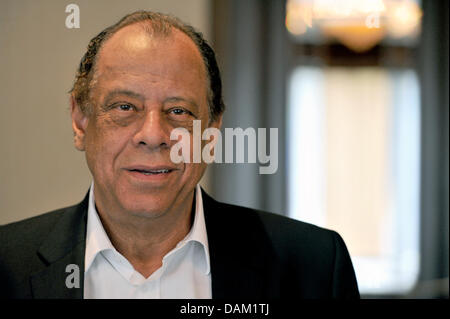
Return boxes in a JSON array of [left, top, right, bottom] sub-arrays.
[[95, 23, 206, 83]]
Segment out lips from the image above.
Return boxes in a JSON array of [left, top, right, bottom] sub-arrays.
[[130, 168, 171, 175], [124, 165, 177, 176]]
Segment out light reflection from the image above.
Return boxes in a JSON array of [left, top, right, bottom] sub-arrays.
[[286, 0, 422, 52]]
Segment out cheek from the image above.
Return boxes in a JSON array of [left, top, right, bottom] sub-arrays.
[[182, 162, 207, 184], [84, 119, 131, 171]]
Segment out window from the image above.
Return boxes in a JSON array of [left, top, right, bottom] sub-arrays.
[[287, 66, 421, 295]]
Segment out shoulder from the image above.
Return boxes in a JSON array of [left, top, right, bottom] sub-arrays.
[[203, 191, 341, 260], [0, 206, 75, 252], [205, 197, 359, 298], [0, 204, 81, 298], [0, 204, 83, 272], [0, 189, 89, 247], [0, 195, 88, 262], [0, 191, 90, 298], [219, 200, 340, 255]]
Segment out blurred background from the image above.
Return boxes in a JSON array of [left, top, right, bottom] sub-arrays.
[[0, 0, 448, 298]]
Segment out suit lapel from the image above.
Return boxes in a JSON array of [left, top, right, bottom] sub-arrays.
[[202, 189, 268, 299], [30, 192, 89, 299], [30, 241, 85, 298]]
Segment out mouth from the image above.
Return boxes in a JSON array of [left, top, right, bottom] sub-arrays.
[[127, 168, 174, 175], [123, 165, 178, 181]]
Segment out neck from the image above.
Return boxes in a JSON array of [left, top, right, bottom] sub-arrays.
[[94, 189, 196, 278]]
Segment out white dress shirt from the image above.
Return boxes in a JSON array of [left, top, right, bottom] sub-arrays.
[[83, 183, 211, 299]]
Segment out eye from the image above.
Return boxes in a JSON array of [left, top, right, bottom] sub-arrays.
[[170, 107, 193, 116], [169, 107, 187, 115], [117, 104, 134, 111], [171, 108, 186, 115]]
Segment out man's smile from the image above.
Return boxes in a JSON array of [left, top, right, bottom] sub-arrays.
[[123, 164, 179, 182]]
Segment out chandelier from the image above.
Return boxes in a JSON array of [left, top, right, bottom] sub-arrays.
[[286, 0, 422, 52]]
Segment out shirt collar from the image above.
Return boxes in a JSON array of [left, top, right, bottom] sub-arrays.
[[173, 183, 211, 274], [84, 183, 211, 275], [84, 182, 116, 273]]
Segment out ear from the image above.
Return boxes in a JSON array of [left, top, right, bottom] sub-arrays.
[[70, 94, 89, 151]]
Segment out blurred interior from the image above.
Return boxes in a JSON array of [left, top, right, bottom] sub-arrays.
[[0, 0, 448, 299]]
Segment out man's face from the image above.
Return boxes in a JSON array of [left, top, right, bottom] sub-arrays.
[[72, 24, 219, 218]]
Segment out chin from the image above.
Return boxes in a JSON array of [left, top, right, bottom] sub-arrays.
[[119, 195, 173, 219], [124, 204, 170, 219]]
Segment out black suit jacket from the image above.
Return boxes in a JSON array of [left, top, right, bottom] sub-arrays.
[[0, 189, 359, 299]]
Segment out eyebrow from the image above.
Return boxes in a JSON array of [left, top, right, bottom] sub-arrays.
[[164, 96, 199, 110], [103, 89, 145, 105], [102, 89, 200, 110]]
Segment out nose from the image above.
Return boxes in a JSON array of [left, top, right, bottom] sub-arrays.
[[132, 110, 171, 150]]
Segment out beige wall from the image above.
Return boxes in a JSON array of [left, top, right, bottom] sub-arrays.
[[0, 0, 212, 225]]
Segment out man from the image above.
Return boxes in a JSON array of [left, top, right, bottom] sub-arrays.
[[0, 11, 359, 299]]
